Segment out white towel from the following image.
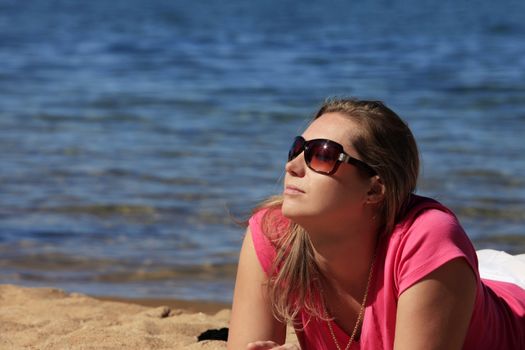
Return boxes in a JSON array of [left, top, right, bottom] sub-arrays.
[[477, 249, 525, 289]]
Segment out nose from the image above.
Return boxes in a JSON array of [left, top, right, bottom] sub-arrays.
[[285, 152, 306, 177]]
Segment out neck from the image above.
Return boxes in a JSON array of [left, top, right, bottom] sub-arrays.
[[306, 215, 379, 295]]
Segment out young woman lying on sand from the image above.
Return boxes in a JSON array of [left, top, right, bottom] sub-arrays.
[[227, 98, 525, 349]]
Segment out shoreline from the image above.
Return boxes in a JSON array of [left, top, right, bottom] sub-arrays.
[[95, 295, 231, 315]]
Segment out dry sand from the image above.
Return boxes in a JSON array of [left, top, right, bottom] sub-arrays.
[[0, 284, 228, 349], [0, 284, 297, 350]]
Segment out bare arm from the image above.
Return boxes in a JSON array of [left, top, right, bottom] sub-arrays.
[[227, 227, 287, 349], [393, 257, 477, 350]]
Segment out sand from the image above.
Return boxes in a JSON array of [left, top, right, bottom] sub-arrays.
[[0, 284, 298, 350], [0, 284, 228, 349]]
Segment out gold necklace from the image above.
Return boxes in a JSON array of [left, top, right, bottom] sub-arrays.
[[324, 251, 376, 350]]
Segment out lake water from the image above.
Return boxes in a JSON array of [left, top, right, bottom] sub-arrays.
[[1, 0, 524, 302]]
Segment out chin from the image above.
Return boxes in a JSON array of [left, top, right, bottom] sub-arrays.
[[281, 201, 300, 219], [281, 201, 315, 222]]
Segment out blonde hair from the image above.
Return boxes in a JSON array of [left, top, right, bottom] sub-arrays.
[[255, 97, 419, 323]]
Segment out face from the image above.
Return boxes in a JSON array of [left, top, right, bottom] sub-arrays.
[[282, 113, 374, 226]]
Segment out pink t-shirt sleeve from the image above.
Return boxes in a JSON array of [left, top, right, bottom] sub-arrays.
[[393, 208, 479, 296], [248, 209, 277, 275]]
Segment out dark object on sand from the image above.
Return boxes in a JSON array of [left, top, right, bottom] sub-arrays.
[[197, 327, 229, 341]]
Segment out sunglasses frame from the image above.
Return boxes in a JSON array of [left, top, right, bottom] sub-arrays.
[[288, 136, 377, 176]]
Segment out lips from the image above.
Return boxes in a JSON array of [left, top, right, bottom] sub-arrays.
[[284, 185, 305, 195]]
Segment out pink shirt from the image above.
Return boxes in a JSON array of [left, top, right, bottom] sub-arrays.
[[249, 195, 525, 349]]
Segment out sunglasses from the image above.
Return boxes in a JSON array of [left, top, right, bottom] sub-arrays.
[[288, 136, 377, 176]]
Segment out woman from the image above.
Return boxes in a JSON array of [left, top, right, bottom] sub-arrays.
[[227, 98, 525, 349]]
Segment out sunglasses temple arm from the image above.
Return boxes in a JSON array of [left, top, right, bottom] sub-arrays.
[[339, 154, 377, 176]]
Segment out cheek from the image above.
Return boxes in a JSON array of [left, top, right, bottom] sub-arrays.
[[319, 185, 358, 211], [282, 170, 370, 220], [282, 180, 341, 218], [311, 179, 364, 212], [318, 175, 370, 211]]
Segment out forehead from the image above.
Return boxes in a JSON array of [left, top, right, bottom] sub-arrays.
[[302, 112, 360, 150]]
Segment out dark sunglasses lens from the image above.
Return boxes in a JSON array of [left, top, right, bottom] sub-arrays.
[[288, 137, 304, 161], [306, 141, 339, 174]]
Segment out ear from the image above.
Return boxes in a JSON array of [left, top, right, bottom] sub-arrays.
[[366, 175, 385, 205]]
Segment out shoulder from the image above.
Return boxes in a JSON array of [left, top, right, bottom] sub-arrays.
[[386, 195, 479, 294], [393, 194, 474, 253], [394, 194, 465, 241], [409, 206, 463, 238], [247, 207, 290, 275], [248, 207, 290, 242]]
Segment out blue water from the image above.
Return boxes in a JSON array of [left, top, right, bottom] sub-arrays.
[[1, 0, 524, 302]]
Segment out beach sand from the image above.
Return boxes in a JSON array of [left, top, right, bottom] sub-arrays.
[[0, 284, 298, 349]]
